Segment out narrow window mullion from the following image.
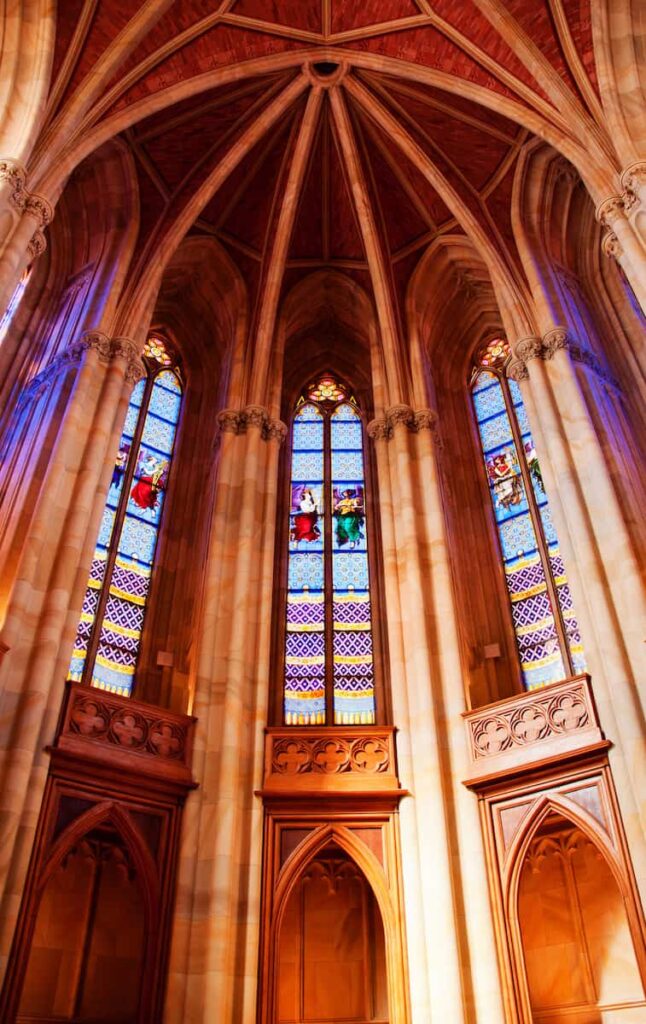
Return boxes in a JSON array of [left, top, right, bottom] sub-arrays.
[[322, 406, 334, 724], [82, 372, 153, 686], [500, 371, 574, 677]]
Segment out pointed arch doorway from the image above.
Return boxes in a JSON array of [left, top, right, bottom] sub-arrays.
[[276, 840, 389, 1024]]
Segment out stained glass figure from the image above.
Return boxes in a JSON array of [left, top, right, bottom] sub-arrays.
[[284, 378, 375, 725], [68, 343, 182, 696], [471, 339, 585, 689], [0, 267, 31, 344]]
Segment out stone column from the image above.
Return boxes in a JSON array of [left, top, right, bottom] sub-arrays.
[[369, 407, 505, 1024], [598, 193, 646, 313], [0, 334, 144, 983], [166, 406, 286, 1024], [508, 343, 646, 904]]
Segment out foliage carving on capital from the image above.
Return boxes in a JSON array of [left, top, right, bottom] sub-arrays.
[[596, 194, 625, 227], [81, 331, 114, 363], [126, 358, 146, 386], [367, 417, 391, 442], [621, 161, 646, 212], [386, 403, 415, 430], [111, 336, 140, 365], [216, 409, 243, 434], [412, 408, 437, 432], [507, 359, 529, 382], [0, 160, 28, 211], [542, 328, 570, 359], [27, 229, 47, 260], [263, 417, 288, 444], [513, 336, 542, 363], [24, 193, 53, 228], [601, 230, 622, 260]]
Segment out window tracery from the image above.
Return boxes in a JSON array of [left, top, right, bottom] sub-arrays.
[[68, 335, 182, 696], [284, 375, 375, 725], [471, 338, 585, 690]]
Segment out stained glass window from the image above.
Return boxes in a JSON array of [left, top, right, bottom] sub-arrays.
[[0, 267, 31, 344], [471, 338, 585, 690], [68, 337, 181, 696], [284, 377, 375, 725]]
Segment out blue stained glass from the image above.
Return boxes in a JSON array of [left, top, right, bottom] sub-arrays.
[[293, 421, 324, 449], [333, 552, 369, 590], [288, 552, 324, 591], [331, 450, 364, 479], [296, 402, 322, 422], [331, 421, 362, 448], [69, 353, 182, 697], [478, 411, 514, 454], [291, 451, 324, 481]]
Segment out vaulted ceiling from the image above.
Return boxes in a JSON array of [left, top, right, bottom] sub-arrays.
[[44, 1, 602, 331]]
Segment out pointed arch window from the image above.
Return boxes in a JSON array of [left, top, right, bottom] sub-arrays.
[[0, 266, 31, 344], [68, 335, 182, 696], [471, 338, 585, 690], [284, 375, 376, 725]]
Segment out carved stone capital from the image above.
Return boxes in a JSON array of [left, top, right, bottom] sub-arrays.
[[367, 417, 391, 442], [216, 409, 243, 434], [81, 330, 113, 363], [596, 194, 625, 227], [507, 359, 529, 382], [621, 161, 646, 212], [542, 327, 570, 359], [513, 336, 542, 363], [243, 404, 269, 432], [125, 358, 146, 386], [385, 403, 415, 430], [0, 159, 28, 211], [602, 229, 622, 260], [263, 417, 288, 444], [411, 408, 437, 432], [111, 336, 140, 365], [24, 193, 53, 228], [27, 229, 46, 260]]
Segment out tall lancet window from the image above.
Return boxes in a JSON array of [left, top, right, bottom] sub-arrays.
[[284, 375, 376, 725], [69, 336, 182, 696], [471, 338, 585, 690]]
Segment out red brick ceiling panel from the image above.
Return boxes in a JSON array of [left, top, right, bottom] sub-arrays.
[[132, 159, 169, 263], [561, 0, 598, 95], [232, 0, 323, 33], [51, 0, 86, 85], [353, 116, 434, 252], [426, 0, 553, 104], [104, 1, 228, 94], [60, 1, 144, 107], [331, 0, 421, 34], [108, 24, 306, 114], [134, 76, 288, 194], [376, 74, 521, 138], [288, 112, 326, 260], [329, 122, 367, 261], [482, 160, 521, 262], [369, 80, 519, 193], [498, 0, 580, 94], [201, 107, 301, 251], [361, 119, 454, 227], [346, 26, 521, 102]]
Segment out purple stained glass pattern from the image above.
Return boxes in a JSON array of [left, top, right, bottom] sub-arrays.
[[472, 371, 566, 689], [285, 403, 325, 724], [331, 403, 375, 723], [68, 369, 181, 695]]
